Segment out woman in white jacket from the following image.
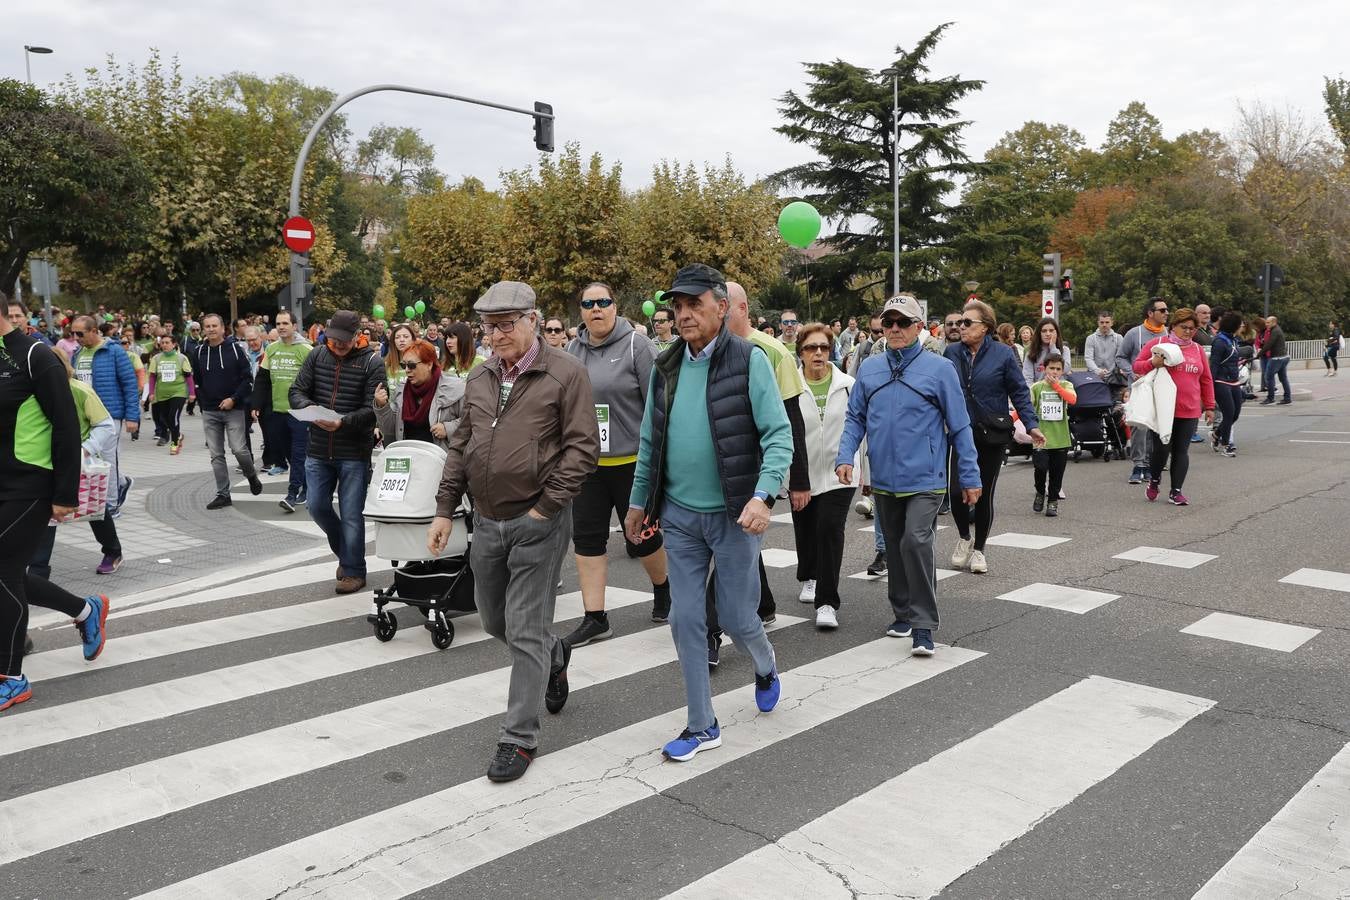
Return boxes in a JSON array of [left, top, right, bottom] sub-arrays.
[[790, 323, 857, 630]]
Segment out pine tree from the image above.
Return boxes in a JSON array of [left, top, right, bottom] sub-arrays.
[[771, 23, 986, 304]]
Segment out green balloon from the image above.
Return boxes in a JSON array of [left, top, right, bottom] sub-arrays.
[[404, 305, 416, 319], [372, 304, 385, 320], [777, 200, 822, 249], [414, 299, 426, 314], [653, 289, 666, 305], [641, 300, 656, 318]]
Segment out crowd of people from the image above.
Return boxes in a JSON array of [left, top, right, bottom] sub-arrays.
[[0, 281, 1328, 786]]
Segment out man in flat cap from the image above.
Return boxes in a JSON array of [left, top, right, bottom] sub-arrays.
[[624, 264, 793, 763], [428, 281, 599, 783]]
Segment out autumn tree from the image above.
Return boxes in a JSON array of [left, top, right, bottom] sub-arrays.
[[402, 177, 505, 318]]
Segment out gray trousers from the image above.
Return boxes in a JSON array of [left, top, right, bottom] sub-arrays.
[[203, 408, 257, 498], [470, 505, 571, 749], [874, 491, 942, 630], [1128, 420, 1150, 465]]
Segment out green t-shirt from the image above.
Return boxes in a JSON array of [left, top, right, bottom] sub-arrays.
[[447, 354, 486, 378], [747, 329, 805, 400], [805, 370, 831, 421], [73, 346, 96, 386], [1031, 380, 1074, 450], [261, 338, 312, 410], [70, 378, 110, 441], [151, 351, 192, 401]]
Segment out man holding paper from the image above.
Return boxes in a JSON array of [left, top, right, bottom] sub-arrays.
[[289, 310, 385, 594]]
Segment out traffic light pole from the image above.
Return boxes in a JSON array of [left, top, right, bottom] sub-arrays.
[[286, 84, 555, 329]]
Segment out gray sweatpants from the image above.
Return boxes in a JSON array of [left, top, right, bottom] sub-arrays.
[[1128, 420, 1150, 466], [874, 491, 942, 630], [203, 408, 257, 498], [471, 506, 571, 749]]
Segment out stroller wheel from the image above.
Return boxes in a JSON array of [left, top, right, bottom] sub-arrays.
[[375, 612, 398, 642], [431, 619, 455, 650]]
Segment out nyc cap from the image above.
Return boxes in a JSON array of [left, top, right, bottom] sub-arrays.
[[660, 263, 726, 302], [881, 294, 924, 322], [475, 281, 537, 314]]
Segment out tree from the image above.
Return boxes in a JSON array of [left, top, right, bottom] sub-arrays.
[[1089, 101, 1181, 187], [771, 24, 987, 303], [0, 79, 149, 295], [347, 124, 443, 243], [402, 177, 506, 318], [1324, 76, 1350, 153]]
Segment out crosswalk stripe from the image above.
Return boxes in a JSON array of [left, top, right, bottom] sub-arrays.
[[6, 585, 658, 755], [666, 675, 1213, 899], [1192, 742, 1350, 899], [0, 614, 803, 867], [137, 638, 985, 899], [7, 588, 656, 754]]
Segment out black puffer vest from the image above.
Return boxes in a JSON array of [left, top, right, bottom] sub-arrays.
[[645, 326, 760, 520]]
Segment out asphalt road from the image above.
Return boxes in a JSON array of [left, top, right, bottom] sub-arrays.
[[3, 367, 1348, 899]]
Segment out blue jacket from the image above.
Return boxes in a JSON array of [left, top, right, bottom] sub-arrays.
[[81, 339, 140, 423], [944, 336, 1039, 431], [1210, 331, 1242, 382], [836, 339, 980, 493]]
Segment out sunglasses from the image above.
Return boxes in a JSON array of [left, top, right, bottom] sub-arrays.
[[652, 318, 671, 325], [400, 360, 421, 370], [580, 297, 614, 310], [944, 320, 962, 328], [780, 319, 799, 327], [881, 317, 914, 329], [120, 340, 131, 346], [72, 330, 86, 337], [1151, 306, 1169, 314], [958, 318, 985, 328], [870, 328, 884, 336], [800, 343, 832, 353], [544, 327, 565, 334]]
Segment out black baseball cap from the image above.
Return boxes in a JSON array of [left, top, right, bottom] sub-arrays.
[[659, 263, 726, 303], [325, 310, 360, 342]]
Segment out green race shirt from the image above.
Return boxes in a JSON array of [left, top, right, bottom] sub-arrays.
[[261, 338, 312, 410], [805, 370, 831, 420], [1031, 380, 1075, 450], [73, 347, 95, 386], [70, 378, 110, 440], [151, 350, 192, 402]]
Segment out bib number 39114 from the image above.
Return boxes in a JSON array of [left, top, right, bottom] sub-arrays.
[[1040, 394, 1064, 422], [595, 404, 610, 454], [378, 456, 411, 502]]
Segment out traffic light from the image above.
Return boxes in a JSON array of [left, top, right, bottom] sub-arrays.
[[533, 101, 554, 152], [1058, 268, 1074, 305], [1042, 252, 1061, 288]]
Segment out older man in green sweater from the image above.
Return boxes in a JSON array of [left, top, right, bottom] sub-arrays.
[[625, 264, 793, 763]]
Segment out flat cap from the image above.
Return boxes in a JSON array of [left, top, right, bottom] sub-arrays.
[[474, 281, 537, 314]]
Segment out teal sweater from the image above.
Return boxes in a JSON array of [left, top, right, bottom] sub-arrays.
[[631, 343, 792, 513]]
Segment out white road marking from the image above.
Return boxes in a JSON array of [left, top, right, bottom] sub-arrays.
[[984, 532, 1072, 550], [996, 583, 1119, 614], [1279, 567, 1350, 594], [668, 676, 1212, 900], [1180, 612, 1320, 653], [760, 548, 798, 568], [1289, 439, 1350, 444], [1113, 546, 1217, 569], [847, 568, 959, 582]]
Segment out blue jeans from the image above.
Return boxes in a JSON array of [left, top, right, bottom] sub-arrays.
[[305, 458, 371, 578], [1264, 356, 1290, 401], [286, 416, 309, 499], [661, 499, 777, 733]]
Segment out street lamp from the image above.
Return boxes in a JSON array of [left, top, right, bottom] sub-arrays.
[[23, 45, 52, 84], [880, 66, 900, 296]]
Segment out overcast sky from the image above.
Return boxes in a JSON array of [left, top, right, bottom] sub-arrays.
[[12, 0, 1348, 194]]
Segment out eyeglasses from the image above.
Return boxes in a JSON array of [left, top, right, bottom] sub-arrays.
[[881, 317, 914, 329], [120, 340, 130, 346], [400, 360, 421, 370], [870, 328, 884, 336], [72, 330, 85, 337], [958, 318, 985, 328], [1151, 306, 1169, 314], [544, 326, 565, 334], [800, 343, 832, 353], [944, 320, 962, 328], [780, 319, 799, 327], [652, 318, 671, 325], [580, 297, 614, 310], [479, 314, 528, 334]]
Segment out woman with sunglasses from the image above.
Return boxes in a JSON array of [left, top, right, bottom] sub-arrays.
[[383, 323, 418, 387], [542, 317, 569, 349], [373, 339, 464, 448], [945, 300, 1041, 575], [1022, 316, 1073, 386], [792, 323, 856, 629], [440, 322, 485, 376], [563, 282, 671, 644], [1133, 307, 1215, 506]]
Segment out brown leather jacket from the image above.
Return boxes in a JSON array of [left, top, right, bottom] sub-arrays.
[[435, 339, 599, 521]]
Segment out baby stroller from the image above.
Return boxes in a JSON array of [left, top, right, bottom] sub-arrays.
[[1066, 371, 1126, 461], [362, 440, 475, 649]]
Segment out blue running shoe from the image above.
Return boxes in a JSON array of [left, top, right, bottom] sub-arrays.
[[755, 670, 781, 712], [663, 722, 722, 761], [0, 674, 32, 712], [886, 620, 911, 638], [911, 628, 935, 657], [77, 595, 110, 661]]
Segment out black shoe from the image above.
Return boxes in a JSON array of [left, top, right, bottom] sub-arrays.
[[206, 495, 232, 511], [563, 612, 612, 648], [1033, 494, 1045, 513], [867, 551, 887, 577], [247, 474, 263, 495], [651, 582, 671, 623], [1278, 398, 1293, 405], [545, 639, 571, 714], [1045, 500, 1058, 517], [760, 611, 777, 626], [279, 495, 296, 513], [487, 742, 535, 783], [1259, 398, 1275, 405], [707, 634, 721, 668], [24, 636, 33, 655]]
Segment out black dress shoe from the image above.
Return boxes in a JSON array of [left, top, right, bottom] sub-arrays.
[[867, 551, 887, 576], [206, 495, 232, 511], [545, 639, 571, 714], [487, 742, 535, 782]]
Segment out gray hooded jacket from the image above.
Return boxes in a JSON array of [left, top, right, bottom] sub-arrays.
[[566, 317, 655, 460]]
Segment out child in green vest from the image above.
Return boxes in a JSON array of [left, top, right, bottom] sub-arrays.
[[1030, 354, 1077, 517], [148, 334, 196, 454]]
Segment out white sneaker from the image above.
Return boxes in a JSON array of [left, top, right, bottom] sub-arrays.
[[815, 606, 839, 629], [951, 538, 974, 569], [798, 579, 817, 603], [854, 495, 874, 518], [968, 550, 988, 574]]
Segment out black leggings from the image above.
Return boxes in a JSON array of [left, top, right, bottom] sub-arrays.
[[1150, 418, 1199, 492], [1325, 347, 1339, 371], [950, 442, 1006, 551], [1, 498, 87, 677], [1214, 383, 1244, 447], [152, 397, 187, 444], [1033, 449, 1069, 499]]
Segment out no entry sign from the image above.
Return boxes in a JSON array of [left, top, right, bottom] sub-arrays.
[[1041, 289, 1057, 320], [282, 216, 316, 253]]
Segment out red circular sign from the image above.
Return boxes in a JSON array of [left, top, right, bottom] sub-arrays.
[[1043, 297, 1055, 318], [282, 216, 316, 253]]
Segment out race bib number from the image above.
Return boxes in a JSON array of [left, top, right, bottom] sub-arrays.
[[158, 362, 177, 382], [377, 456, 411, 502], [595, 404, 610, 454], [1040, 394, 1064, 422], [75, 356, 94, 385]]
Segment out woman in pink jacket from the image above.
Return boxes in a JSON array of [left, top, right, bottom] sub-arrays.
[[1133, 307, 1215, 506]]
